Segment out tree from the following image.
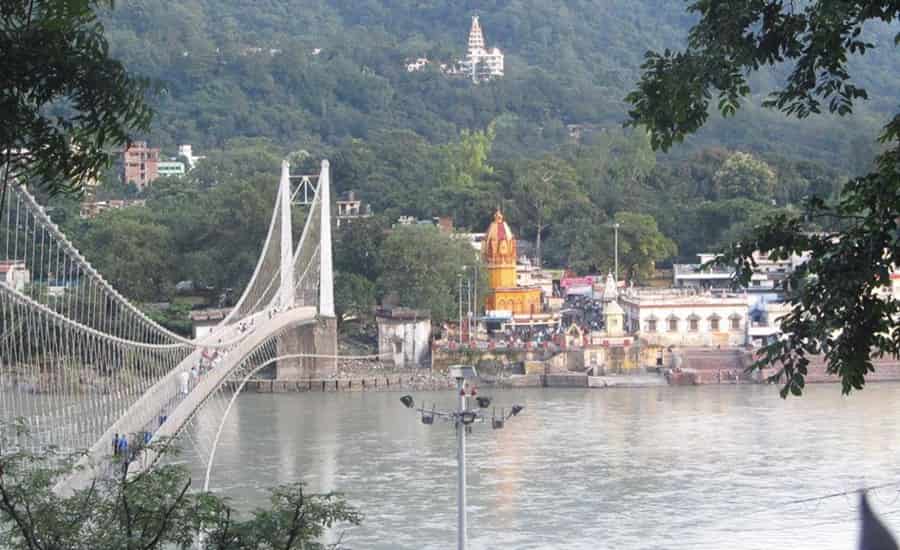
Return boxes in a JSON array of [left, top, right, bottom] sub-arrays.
[[613, 211, 677, 283], [334, 272, 376, 329], [510, 155, 582, 268], [1, 0, 152, 215], [75, 208, 175, 302], [0, 424, 361, 549], [376, 225, 482, 324], [626, 1, 900, 395], [713, 152, 776, 202], [435, 127, 498, 229]]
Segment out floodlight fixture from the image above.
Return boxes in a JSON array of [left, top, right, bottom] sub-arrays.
[[460, 411, 477, 425], [400, 395, 415, 409], [476, 396, 491, 409], [510, 405, 524, 417], [422, 412, 435, 425]]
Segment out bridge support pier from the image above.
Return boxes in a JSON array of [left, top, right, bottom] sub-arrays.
[[276, 318, 338, 380]]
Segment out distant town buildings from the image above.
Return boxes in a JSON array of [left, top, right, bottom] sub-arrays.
[[673, 252, 808, 291], [118, 142, 203, 189], [80, 199, 147, 219]]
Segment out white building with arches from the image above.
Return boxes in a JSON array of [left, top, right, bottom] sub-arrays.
[[619, 289, 749, 347]]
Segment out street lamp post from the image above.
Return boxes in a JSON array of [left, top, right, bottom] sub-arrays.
[[400, 366, 524, 550], [611, 222, 621, 282], [455, 371, 468, 550], [458, 274, 464, 345], [472, 264, 479, 345]]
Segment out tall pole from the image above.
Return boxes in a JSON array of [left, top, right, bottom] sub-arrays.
[[458, 275, 463, 345], [466, 279, 472, 345], [319, 160, 335, 317], [278, 161, 295, 308], [472, 264, 478, 344], [613, 223, 620, 282], [456, 377, 468, 550]]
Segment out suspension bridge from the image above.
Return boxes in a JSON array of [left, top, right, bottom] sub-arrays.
[[0, 159, 349, 492]]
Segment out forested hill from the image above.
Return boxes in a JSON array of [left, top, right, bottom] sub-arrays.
[[103, 0, 898, 169]]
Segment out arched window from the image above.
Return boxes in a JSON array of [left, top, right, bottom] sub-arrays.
[[729, 314, 742, 331], [708, 314, 721, 332], [667, 315, 679, 332], [687, 314, 700, 332]]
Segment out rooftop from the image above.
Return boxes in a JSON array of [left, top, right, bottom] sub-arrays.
[[620, 288, 748, 306], [375, 306, 430, 320]]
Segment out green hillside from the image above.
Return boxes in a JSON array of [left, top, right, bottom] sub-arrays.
[[102, 1, 898, 171]]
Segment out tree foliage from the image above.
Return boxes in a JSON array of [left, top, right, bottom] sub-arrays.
[[0, 0, 152, 206], [0, 424, 361, 550], [376, 226, 481, 324], [627, 0, 900, 395]]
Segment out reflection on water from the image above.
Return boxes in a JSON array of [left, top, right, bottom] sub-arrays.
[[185, 384, 900, 550]]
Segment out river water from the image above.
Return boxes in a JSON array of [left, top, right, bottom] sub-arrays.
[[186, 383, 900, 549]]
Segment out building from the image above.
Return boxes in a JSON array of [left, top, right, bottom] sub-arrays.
[[376, 307, 431, 368], [119, 141, 159, 190], [189, 308, 230, 340], [460, 16, 504, 82], [619, 288, 749, 347], [406, 57, 431, 72], [0, 260, 30, 292], [336, 191, 372, 227], [177, 144, 204, 170], [482, 209, 542, 315], [157, 161, 186, 178], [674, 251, 807, 291], [79, 199, 146, 219]]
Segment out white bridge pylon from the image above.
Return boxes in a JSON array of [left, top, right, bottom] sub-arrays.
[[0, 158, 337, 493]]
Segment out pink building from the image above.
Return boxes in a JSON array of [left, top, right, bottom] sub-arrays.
[[120, 141, 160, 190]]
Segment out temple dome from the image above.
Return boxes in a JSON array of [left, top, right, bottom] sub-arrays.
[[482, 209, 517, 266]]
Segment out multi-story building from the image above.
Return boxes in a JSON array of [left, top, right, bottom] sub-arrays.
[[120, 141, 160, 190], [460, 16, 504, 82], [674, 251, 808, 291]]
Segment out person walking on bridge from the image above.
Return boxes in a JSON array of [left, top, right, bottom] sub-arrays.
[[179, 368, 190, 395]]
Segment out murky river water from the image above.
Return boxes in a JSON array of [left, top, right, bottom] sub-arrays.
[[185, 383, 900, 549]]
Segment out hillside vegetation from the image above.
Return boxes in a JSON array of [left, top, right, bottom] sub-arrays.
[[102, 0, 898, 170]]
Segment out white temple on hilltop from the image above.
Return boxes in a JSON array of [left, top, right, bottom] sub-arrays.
[[461, 16, 504, 82]]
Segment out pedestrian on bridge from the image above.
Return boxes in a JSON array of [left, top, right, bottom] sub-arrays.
[[113, 432, 119, 456], [117, 434, 128, 457], [179, 369, 190, 395]]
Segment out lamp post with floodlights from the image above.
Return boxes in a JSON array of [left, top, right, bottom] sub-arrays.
[[400, 365, 524, 550]]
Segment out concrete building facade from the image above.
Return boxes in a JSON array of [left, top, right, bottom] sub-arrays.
[[376, 307, 431, 368]]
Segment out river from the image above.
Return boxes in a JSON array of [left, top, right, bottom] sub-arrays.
[[185, 383, 900, 549]]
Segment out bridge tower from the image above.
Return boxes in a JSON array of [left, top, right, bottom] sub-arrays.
[[276, 159, 338, 380]]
